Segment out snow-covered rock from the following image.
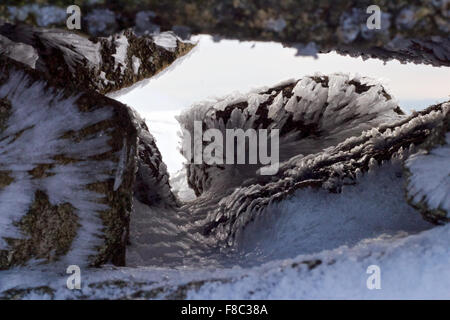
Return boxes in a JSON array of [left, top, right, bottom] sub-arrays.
[[0, 57, 174, 270], [3, 2, 448, 67], [0, 23, 195, 95], [404, 111, 450, 224], [184, 100, 449, 245], [0, 34, 38, 69], [178, 73, 404, 196], [130, 109, 177, 207]]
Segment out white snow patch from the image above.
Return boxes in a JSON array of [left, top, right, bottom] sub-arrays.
[[38, 30, 102, 72], [99, 71, 114, 86], [405, 133, 450, 213]]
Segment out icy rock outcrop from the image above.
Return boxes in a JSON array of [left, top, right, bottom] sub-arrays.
[[0, 34, 38, 69], [0, 23, 194, 95], [2, 5, 66, 28], [188, 101, 449, 244], [2, 1, 448, 66], [1, 218, 449, 299], [334, 36, 450, 68], [178, 74, 404, 196], [0, 57, 173, 269], [404, 111, 450, 224]]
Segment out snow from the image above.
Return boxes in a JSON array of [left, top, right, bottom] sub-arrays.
[[405, 132, 450, 213], [99, 71, 114, 85], [152, 32, 179, 52], [0, 69, 116, 265], [0, 36, 448, 300], [235, 164, 432, 265], [265, 18, 287, 33], [85, 9, 116, 36], [112, 34, 129, 73], [175, 72, 404, 199], [132, 56, 141, 75]]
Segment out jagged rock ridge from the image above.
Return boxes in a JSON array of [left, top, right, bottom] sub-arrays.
[[1, 1, 448, 66], [0, 22, 194, 95], [178, 73, 404, 196]]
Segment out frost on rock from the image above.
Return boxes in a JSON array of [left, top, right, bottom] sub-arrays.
[[183, 100, 449, 245], [0, 23, 195, 95], [5, 5, 66, 28], [178, 73, 404, 196], [1, 1, 449, 66], [0, 57, 141, 269], [152, 32, 179, 52], [335, 36, 450, 68], [130, 108, 177, 207], [84, 8, 118, 37], [404, 110, 450, 224], [0, 34, 38, 69], [111, 34, 129, 74]]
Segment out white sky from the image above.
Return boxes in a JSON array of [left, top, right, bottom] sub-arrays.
[[115, 35, 450, 173]]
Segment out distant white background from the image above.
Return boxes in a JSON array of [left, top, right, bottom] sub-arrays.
[[115, 35, 450, 174]]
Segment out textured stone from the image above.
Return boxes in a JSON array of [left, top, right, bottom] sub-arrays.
[[1, 1, 448, 66], [182, 101, 449, 244], [404, 111, 450, 224], [0, 57, 173, 269], [178, 74, 404, 196], [0, 23, 194, 95]]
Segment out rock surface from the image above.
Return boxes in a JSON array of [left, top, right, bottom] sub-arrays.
[[404, 114, 450, 224], [0, 57, 173, 269], [1, 1, 448, 66], [0, 22, 194, 94], [182, 101, 449, 244]]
